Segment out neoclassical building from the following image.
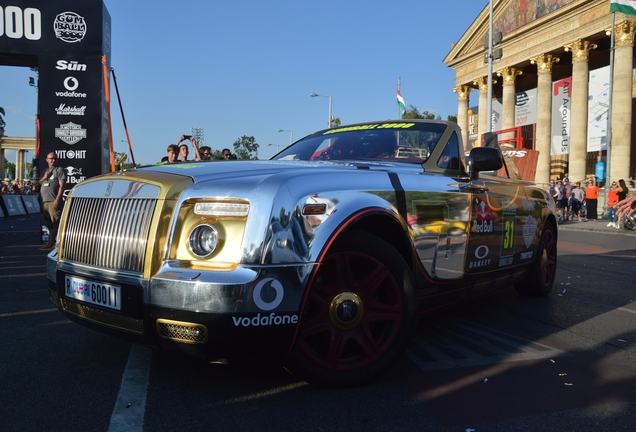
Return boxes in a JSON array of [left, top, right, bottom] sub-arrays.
[[444, 0, 635, 187]]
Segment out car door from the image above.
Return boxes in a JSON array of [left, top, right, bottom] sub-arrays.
[[464, 173, 530, 296]]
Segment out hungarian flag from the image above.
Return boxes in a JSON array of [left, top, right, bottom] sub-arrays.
[[397, 90, 406, 114], [611, 0, 636, 15]]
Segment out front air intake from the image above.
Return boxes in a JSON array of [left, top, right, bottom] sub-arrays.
[[156, 319, 208, 344]]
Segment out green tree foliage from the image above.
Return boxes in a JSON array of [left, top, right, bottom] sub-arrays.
[[402, 105, 440, 120], [330, 117, 341, 128], [232, 135, 259, 160]]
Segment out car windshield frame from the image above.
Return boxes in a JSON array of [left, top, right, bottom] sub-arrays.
[[272, 121, 450, 164]]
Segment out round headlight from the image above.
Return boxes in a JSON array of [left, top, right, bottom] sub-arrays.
[[189, 224, 218, 258]]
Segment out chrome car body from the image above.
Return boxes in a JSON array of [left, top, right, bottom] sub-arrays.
[[47, 120, 558, 386]]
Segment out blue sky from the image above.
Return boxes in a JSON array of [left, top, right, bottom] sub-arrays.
[[1, 0, 487, 166]]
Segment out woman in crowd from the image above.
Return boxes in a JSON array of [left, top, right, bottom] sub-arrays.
[[615, 179, 633, 228], [584, 179, 599, 222]]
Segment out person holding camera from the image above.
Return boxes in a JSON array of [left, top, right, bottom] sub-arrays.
[[176, 134, 201, 162]]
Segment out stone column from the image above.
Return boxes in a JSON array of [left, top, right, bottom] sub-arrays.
[[531, 53, 559, 186], [564, 39, 596, 183], [0, 148, 4, 180], [16, 150, 24, 180], [473, 76, 489, 143], [610, 20, 635, 184], [454, 84, 472, 148], [497, 67, 522, 146]]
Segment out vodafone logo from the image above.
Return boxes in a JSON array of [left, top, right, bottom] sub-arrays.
[[253, 278, 284, 311], [64, 77, 79, 91]]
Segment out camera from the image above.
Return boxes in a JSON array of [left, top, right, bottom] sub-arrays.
[[183, 135, 192, 140]]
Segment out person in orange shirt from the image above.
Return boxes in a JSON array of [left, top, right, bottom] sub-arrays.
[[584, 179, 599, 222], [606, 182, 619, 227]]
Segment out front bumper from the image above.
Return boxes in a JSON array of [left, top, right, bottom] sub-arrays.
[[48, 251, 316, 360]]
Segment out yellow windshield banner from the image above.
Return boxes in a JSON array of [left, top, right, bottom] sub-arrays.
[[323, 123, 415, 135]]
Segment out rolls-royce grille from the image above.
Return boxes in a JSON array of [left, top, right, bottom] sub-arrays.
[[62, 197, 157, 273]]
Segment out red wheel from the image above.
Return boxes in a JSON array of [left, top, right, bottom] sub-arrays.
[[516, 221, 557, 297], [286, 231, 416, 387]]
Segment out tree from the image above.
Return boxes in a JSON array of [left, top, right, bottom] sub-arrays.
[[330, 117, 341, 128], [402, 105, 441, 120], [232, 135, 259, 160]]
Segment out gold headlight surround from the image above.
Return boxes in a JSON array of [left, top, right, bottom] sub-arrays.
[[171, 199, 249, 268]]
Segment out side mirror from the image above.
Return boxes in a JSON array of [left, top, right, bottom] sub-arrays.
[[466, 147, 503, 180]]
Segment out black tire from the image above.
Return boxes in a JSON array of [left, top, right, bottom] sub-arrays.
[[515, 221, 557, 297], [285, 230, 417, 387]]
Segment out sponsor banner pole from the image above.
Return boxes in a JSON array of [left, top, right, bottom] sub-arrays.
[[111, 68, 136, 166], [102, 55, 115, 172]]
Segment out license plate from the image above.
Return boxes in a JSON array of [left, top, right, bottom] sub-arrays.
[[65, 275, 121, 311]]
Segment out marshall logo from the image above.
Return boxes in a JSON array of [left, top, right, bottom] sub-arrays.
[[54, 12, 87, 43], [55, 104, 86, 116], [55, 122, 87, 145]]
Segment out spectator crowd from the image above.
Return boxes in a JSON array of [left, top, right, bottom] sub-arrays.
[[1, 179, 37, 195]]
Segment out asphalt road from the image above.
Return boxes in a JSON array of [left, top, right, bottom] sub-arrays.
[[2, 213, 636, 432]]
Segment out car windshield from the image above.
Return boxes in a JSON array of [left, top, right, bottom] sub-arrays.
[[272, 121, 449, 163]]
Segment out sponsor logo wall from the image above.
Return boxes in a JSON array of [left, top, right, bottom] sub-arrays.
[[0, 0, 111, 192]]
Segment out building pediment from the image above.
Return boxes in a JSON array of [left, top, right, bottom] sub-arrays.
[[444, 0, 595, 85]]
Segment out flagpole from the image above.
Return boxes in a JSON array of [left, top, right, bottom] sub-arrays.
[[606, 12, 616, 187], [486, 0, 494, 133], [397, 76, 401, 119]]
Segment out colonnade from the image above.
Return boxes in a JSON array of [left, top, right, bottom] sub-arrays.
[[0, 137, 37, 180], [454, 21, 636, 186]]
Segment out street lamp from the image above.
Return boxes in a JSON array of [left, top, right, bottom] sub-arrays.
[[310, 93, 332, 129], [268, 143, 283, 153], [277, 129, 293, 146]]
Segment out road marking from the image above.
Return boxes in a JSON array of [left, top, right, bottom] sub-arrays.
[[108, 345, 152, 432], [407, 319, 568, 371], [0, 308, 58, 318], [0, 272, 48, 278]]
